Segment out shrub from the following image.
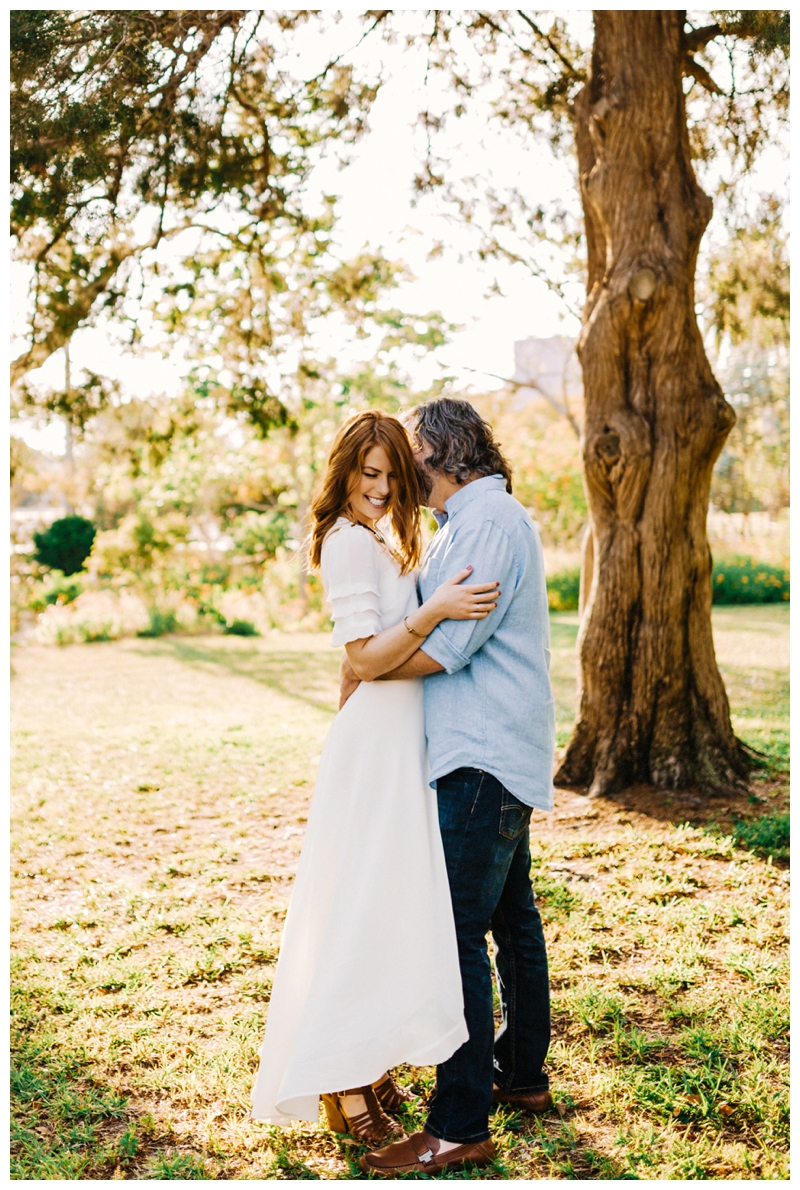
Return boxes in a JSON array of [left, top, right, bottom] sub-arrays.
[[712, 555, 789, 604], [231, 509, 291, 559], [544, 556, 789, 612], [35, 591, 149, 645], [547, 567, 581, 611], [137, 610, 179, 638], [216, 588, 273, 635], [33, 516, 96, 576], [733, 812, 789, 862], [43, 574, 84, 606], [223, 619, 259, 637]]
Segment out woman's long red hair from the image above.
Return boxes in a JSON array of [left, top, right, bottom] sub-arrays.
[[309, 410, 422, 574]]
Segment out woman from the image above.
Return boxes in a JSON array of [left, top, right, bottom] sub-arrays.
[[250, 410, 500, 1145]]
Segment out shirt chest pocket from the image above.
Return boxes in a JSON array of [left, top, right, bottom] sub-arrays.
[[420, 555, 444, 599]]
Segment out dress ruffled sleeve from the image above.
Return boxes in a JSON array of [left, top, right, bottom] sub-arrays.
[[321, 525, 382, 646]]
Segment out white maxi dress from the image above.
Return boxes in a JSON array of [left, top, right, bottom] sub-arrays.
[[251, 518, 467, 1125]]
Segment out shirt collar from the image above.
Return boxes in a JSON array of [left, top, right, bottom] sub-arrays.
[[432, 474, 505, 525]]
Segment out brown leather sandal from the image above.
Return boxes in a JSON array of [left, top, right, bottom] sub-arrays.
[[372, 1072, 416, 1114], [322, 1085, 406, 1146]]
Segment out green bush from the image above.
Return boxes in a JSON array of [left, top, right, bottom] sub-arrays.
[[223, 619, 259, 637], [137, 610, 179, 638], [33, 516, 96, 576], [42, 573, 84, 607], [733, 812, 789, 862], [231, 510, 291, 559], [545, 556, 789, 612], [712, 555, 789, 604], [547, 567, 581, 612]]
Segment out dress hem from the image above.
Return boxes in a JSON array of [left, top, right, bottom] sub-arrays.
[[251, 1019, 469, 1126]]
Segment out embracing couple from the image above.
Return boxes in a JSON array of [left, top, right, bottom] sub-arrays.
[[251, 398, 556, 1177]]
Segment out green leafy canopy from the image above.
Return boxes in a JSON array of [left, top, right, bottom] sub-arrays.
[[11, 9, 383, 390]]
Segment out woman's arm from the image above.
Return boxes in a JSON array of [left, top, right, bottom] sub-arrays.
[[339, 649, 443, 709], [344, 568, 499, 682]]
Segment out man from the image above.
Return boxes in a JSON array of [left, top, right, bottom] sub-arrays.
[[343, 398, 556, 1178]]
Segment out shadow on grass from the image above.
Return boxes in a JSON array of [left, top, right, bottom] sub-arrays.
[[12, 973, 132, 1179], [132, 639, 341, 716], [142, 622, 787, 850], [555, 778, 789, 844], [11, 961, 216, 1180], [550, 611, 788, 840]]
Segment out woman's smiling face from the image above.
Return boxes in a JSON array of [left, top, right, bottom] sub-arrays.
[[348, 444, 397, 525]]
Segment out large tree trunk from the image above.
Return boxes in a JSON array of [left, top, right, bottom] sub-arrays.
[[555, 10, 751, 798]]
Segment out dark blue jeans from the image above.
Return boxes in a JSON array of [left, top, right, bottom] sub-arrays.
[[425, 768, 551, 1144]]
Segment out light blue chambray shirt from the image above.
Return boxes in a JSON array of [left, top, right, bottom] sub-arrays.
[[418, 475, 555, 810]]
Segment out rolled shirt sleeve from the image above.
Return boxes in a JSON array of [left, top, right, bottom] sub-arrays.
[[421, 519, 519, 674], [321, 525, 382, 646]]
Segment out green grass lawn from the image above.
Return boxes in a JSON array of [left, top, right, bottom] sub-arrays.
[[11, 606, 788, 1179]]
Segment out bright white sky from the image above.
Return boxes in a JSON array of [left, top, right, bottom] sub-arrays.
[[12, 9, 789, 455]]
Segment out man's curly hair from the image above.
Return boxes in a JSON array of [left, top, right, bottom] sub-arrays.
[[405, 398, 513, 493]]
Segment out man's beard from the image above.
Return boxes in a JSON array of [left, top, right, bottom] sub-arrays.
[[415, 459, 435, 504]]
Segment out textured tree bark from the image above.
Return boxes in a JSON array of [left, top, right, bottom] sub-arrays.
[[555, 10, 751, 798]]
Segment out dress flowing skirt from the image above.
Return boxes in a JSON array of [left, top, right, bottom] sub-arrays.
[[250, 677, 467, 1125]]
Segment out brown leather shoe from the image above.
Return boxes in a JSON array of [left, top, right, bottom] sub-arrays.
[[493, 1086, 554, 1114], [358, 1129, 496, 1178]]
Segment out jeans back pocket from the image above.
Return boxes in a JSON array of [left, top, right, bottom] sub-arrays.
[[499, 795, 532, 840]]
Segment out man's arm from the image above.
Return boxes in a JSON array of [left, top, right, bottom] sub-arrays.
[[339, 648, 443, 708], [376, 650, 444, 680]]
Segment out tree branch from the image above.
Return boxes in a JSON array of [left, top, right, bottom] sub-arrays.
[[294, 9, 389, 98], [11, 254, 134, 385], [516, 10, 584, 80], [11, 225, 193, 385], [469, 11, 555, 73], [683, 55, 724, 95], [683, 24, 722, 53]]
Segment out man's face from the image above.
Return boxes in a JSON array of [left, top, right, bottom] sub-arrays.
[[412, 439, 435, 503], [412, 438, 456, 513]]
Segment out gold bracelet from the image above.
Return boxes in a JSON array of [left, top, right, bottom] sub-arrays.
[[404, 616, 427, 639]]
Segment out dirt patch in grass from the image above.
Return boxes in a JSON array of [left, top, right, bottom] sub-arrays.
[[11, 609, 788, 1178]]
